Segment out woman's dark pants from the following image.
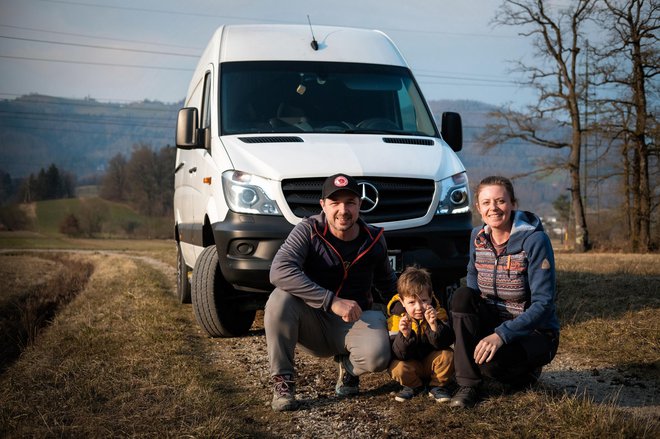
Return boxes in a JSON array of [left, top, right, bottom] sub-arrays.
[[450, 287, 559, 388]]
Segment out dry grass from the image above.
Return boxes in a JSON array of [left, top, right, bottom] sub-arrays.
[[555, 253, 660, 371], [0, 253, 93, 373], [0, 253, 254, 437], [0, 248, 658, 437]]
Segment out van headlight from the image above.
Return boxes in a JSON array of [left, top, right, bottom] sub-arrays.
[[435, 172, 470, 215], [222, 171, 281, 215]]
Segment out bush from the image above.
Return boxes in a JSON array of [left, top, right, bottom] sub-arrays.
[[59, 213, 81, 236], [0, 204, 32, 231], [77, 198, 109, 237]]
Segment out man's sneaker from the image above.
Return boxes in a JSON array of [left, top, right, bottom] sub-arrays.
[[449, 386, 479, 409], [335, 358, 359, 396], [271, 374, 297, 411], [428, 386, 452, 403], [394, 386, 422, 402]]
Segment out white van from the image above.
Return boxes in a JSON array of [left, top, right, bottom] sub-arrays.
[[174, 24, 472, 337]]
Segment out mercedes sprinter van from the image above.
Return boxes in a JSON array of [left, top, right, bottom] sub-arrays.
[[174, 24, 471, 337]]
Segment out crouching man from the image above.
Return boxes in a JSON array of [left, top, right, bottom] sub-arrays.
[[265, 173, 397, 411]]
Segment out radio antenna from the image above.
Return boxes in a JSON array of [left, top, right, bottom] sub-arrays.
[[307, 15, 319, 50]]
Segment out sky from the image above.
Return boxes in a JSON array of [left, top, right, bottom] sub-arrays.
[[0, 0, 542, 107]]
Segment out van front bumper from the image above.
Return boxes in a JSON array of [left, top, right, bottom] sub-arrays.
[[210, 211, 472, 299]]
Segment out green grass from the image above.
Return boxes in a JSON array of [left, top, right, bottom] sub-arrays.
[[35, 197, 149, 236]]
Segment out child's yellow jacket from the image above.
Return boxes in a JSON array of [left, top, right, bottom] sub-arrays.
[[386, 293, 448, 335]]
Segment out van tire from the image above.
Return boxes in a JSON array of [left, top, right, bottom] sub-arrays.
[[176, 242, 192, 303], [191, 245, 256, 337]]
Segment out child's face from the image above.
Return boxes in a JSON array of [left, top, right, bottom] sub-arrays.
[[401, 289, 432, 320]]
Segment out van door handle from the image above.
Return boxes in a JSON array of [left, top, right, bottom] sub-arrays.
[[189, 167, 197, 173]]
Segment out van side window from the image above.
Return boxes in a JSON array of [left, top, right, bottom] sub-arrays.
[[201, 71, 212, 149]]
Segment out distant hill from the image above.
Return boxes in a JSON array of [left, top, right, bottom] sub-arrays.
[[0, 94, 180, 179], [430, 99, 567, 217], [0, 94, 566, 216]]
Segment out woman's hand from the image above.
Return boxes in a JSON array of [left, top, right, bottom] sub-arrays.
[[474, 333, 503, 364]]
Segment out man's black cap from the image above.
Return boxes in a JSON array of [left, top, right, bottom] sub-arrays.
[[321, 173, 361, 199]]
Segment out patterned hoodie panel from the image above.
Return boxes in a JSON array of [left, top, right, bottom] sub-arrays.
[[474, 229, 529, 320]]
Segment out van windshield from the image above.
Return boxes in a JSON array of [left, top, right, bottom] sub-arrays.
[[220, 61, 437, 136]]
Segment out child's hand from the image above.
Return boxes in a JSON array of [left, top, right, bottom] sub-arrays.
[[424, 304, 438, 331], [399, 313, 412, 338]]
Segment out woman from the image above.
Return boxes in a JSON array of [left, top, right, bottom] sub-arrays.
[[449, 176, 560, 409]]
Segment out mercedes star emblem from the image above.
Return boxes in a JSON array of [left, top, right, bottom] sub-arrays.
[[358, 182, 379, 213]]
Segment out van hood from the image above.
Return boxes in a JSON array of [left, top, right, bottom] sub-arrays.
[[218, 134, 464, 182]]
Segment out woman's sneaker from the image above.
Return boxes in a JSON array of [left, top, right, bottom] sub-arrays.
[[394, 386, 423, 402], [271, 374, 297, 411], [449, 386, 479, 408], [428, 386, 452, 403]]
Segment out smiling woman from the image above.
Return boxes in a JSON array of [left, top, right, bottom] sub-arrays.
[[449, 175, 560, 409]]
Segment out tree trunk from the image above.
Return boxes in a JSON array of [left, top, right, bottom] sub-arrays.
[[631, 148, 641, 251], [622, 140, 632, 247], [631, 24, 651, 252], [570, 131, 589, 252]]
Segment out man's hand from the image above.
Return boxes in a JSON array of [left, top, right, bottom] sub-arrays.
[[331, 297, 362, 323], [474, 333, 504, 364], [399, 313, 412, 338], [423, 304, 437, 331]]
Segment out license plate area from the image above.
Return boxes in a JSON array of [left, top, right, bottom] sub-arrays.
[[388, 250, 402, 273]]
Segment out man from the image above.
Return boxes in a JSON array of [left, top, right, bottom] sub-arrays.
[[265, 173, 398, 411]]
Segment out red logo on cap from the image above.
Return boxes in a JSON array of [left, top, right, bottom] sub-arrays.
[[334, 176, 348, 187]]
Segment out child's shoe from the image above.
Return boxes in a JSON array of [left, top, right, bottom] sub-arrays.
[[394, 386, 423, 402], [428, 386, 452, 403]]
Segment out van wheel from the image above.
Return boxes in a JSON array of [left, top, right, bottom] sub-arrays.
[[176, 242, 192, 304], [191, 245, 256, 337]]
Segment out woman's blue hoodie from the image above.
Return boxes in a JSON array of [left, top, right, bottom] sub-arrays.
[[467, 210, 560, 344]]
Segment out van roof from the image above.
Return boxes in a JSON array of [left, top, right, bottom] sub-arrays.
[[202, 24, 408, 66]]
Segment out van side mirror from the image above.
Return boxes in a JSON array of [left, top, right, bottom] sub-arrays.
[[176, 107, 201, 149], [441, 112, 462, 152]]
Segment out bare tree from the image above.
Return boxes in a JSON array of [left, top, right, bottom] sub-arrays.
[[125, 144, 160, 217], [100, 153, 127, 202], [124, 143, 175, 217], [592, 0, 659, 251], [483, 0, 595, 252]]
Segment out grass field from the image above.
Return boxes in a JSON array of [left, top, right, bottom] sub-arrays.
[[5, 197, 173, 239], [0, 237, 658, 437]]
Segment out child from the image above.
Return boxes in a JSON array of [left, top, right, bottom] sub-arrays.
[[387, 266, 455, 402]]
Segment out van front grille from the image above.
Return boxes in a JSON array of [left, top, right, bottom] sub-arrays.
[[281, 177, 436, 223]]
